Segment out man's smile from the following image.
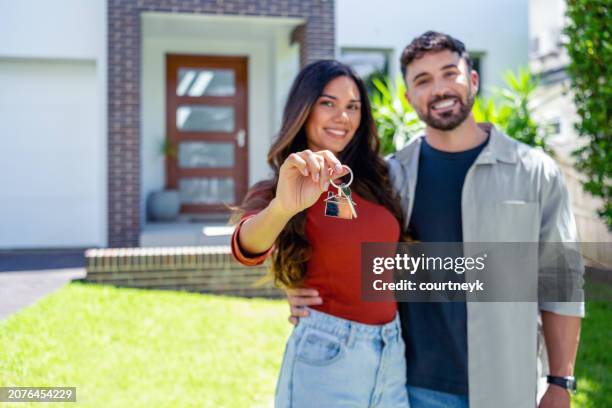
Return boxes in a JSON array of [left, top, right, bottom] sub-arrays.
[[430, 97, 459, 113]]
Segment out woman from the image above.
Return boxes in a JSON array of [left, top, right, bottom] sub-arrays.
[[231, 60, 409, 407]]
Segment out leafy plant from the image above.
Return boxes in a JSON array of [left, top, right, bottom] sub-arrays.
[[160, 138, 177, 159], [564, 0, 612, 229], [475, 68, 551, 154], [370, 76, 424, 155], [372, 69, 549, 155], [496, 69, 549, 152]]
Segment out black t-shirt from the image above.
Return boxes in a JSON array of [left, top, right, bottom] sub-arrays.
[[399, 136, 488, 396]]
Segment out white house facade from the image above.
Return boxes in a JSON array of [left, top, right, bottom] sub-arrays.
[[528, 0, 611, 263], [1, 0, 531, 249]]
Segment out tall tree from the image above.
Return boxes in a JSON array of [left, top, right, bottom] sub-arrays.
[[564, 0, 612, 229]]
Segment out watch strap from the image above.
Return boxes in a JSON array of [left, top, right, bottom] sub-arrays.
[[547, 375, 577, 394]]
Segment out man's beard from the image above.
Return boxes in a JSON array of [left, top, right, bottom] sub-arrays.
[[416, 91, 475, 131]]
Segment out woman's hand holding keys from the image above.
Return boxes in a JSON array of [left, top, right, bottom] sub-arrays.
[[272, 149, 347, 217]]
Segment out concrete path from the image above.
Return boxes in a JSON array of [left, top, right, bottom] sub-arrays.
[[0, 268, 86, 320], [0, 250, 87, 320]]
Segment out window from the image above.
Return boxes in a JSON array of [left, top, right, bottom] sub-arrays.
[[469, 52, 484, 96], [340, 48, 392, 95], [530, 37, 540, 57], [546, 118, 561, 136]]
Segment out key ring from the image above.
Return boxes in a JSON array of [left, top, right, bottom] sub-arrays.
[[329, 165, 353, 189]]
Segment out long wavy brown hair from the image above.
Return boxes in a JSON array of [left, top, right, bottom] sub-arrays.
[[232, 60, 406, 288]]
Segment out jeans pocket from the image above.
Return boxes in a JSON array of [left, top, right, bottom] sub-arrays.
[[295, 327, 344, 366]]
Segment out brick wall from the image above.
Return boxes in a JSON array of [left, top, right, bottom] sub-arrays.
[[85, 246, 282, 297], [108, 0, 335, 247]]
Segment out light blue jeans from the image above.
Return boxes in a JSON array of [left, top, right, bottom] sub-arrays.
[[275, 308, 409, 407], [406, 385, 469, 408]]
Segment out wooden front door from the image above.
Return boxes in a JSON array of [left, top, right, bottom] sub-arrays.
[[166, 54, 248, 215]]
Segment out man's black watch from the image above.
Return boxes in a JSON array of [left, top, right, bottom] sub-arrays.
[[547, 375, 577, 394]]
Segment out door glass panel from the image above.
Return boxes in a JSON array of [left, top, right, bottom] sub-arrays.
[[176, 105, 234, 132], [179, 142, 234, 168], [179, 178, 235, 204], [176, 68, 235, 96]]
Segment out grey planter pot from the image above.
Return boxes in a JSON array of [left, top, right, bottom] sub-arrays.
[[148, 190, 180, 221]]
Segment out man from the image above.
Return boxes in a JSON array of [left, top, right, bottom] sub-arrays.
[[287, 31, 583, 408]]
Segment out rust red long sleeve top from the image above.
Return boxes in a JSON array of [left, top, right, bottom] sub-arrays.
[[232, 188, 400, 325]]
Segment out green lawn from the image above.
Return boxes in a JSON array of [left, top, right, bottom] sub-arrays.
[[0, 283, 291, 407], [573, 301, 612, 407], [0, 283, 609, 407]]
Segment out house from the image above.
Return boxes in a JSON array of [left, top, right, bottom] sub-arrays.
[[529, 0, 611, 262], [1, 0, 530, 250]]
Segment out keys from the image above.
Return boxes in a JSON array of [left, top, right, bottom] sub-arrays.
[[339, 184, 357, 219], [324, 165, 357, 220]]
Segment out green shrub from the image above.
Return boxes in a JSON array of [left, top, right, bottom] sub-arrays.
[[370, 76, 424, 155], [372, 68, 549, 154], [564, 0, 612, 229]]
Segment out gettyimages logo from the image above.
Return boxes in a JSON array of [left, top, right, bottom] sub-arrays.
[[370, 253, 487, 295], [361, 242, 596, 303], [372, 253, 487, 275]]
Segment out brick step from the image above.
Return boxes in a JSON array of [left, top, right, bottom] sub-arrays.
[[88, 275, 271, 287], [84, 246, 282, 298], [86, 268, 268, 281]]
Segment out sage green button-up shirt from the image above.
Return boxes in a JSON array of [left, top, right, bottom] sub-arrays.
[[387, 124, 584, 408]]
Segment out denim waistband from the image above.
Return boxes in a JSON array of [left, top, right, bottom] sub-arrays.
[[299, 307, 401, 344]]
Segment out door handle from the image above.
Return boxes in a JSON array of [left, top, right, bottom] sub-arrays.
[[236, 129, 246, 148]]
